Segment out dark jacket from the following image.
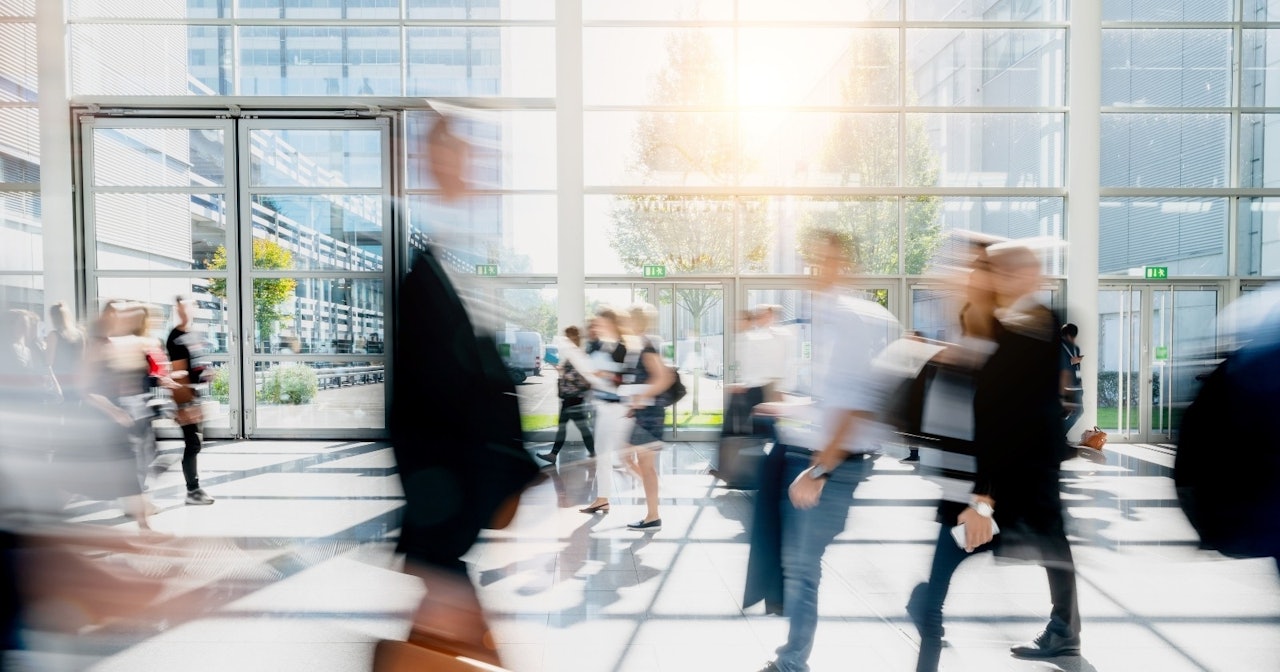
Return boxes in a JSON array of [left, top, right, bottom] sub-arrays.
[[742, 418, 787, 613], [390, 248, 539, 569], [972, 301, 1068, 548]]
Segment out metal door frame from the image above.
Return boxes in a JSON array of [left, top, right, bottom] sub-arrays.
[[79, 114, 396, 439], [79, 116, 244, 440], [1098, 281, 1224, 443], [236, 117, 395, 439]]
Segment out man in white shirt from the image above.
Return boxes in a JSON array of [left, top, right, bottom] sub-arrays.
[[754, 231, 898, 672]]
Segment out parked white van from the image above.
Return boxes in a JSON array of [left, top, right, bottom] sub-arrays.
[[499, 330, 544, 377]]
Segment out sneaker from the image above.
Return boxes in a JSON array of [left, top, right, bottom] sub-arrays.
[[1010, 628, 1081, 658], [535, 452, 556, 464], [627, 518, 662, 531], [185, 488, 215, 505]]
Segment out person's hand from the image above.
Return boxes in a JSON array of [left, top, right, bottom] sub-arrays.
[[1071, 356, 1083, 365], [788, 468, 825, 509], [957, 506, 995, 552]]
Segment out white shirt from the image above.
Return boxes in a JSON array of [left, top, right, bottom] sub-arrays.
[[777, 290, 899, 454]]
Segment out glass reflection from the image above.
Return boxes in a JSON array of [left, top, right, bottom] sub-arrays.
[[248, 129, 382, 189], [1101, 114, 1229, 189], [250, 195, 383, 272], [237, 27, 400, 96], [94, 193, 227, 271], [1099, 198, 1228, 276], [254, 277, 385, 356]]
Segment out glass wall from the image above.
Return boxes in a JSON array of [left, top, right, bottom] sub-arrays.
[[67, 0, 555, 98], [24, 0, 1280, 441], [1100, 5, 1280, 278], [0, 2, 40, 313], [582, 5, 1067, 281]]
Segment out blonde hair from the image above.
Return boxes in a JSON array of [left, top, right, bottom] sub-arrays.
[[627, 302, 658, 335]]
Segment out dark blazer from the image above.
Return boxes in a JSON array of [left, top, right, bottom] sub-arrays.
[[390, 248, 539, 569], [972, 301, 1068, 541]]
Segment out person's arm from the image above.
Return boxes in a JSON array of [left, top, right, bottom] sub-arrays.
[[789, 409, 873, 509], [633, 349, 673, 406], [789, 306, 878, 508]]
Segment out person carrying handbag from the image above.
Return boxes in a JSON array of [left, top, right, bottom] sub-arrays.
[[537, 325, 596, 464], [164, 296, 213, 506]]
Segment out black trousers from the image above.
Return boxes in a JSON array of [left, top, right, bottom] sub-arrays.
[[0, 531, 19, 660], [549, 397, 594, 455], [180, 421, 202, 491], [911, 510, 1080, 672]]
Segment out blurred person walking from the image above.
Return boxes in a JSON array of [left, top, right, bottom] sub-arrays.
[[907, 244, 1081, 672], [86, 303, 159, 527], [166, 296, 213, 505], [44, 302, 85, 402], [567, 307, 634, 516], [386, 245, 539, 669], [748, 231, 898, 672], [536, 325, 596, 464], [1060, 323, 1084, 438], [618, 303, 674, 532]]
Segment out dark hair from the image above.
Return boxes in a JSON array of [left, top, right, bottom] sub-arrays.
[[564, 325, 581, 347], [1062, 323, 1079, 338]]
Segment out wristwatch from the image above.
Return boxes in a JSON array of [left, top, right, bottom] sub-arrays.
[[968, 498, 994, 518], [808, 464, 832, 481]]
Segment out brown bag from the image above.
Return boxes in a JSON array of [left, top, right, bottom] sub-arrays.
[[173, 384, 202, 426], [1080, 426, 1107, 451], [172, 384, 195, 406], [373, 640, 509, 672]]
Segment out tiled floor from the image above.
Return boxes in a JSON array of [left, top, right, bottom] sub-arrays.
[[14, 439, 1280, 672]]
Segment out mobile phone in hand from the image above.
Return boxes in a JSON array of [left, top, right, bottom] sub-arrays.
[[951, 519, 1000, 551]]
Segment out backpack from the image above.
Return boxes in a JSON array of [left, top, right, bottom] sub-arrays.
[[1175, 337, 1280, 560]]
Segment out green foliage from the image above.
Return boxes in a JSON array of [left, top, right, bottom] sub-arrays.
[[210, 366, 230, 403], [799, 31, 944, 275], [206, 238, 298, 351], [504, 291, 558, 342], [610, 31, 770, 277], [261, 363, 318, 405]]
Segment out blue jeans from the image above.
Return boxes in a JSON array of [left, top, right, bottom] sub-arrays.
[[774, 449, 873, 672]]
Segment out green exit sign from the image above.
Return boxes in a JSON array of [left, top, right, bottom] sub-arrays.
[[1144, 266, 1169, 279], [476, 264, 499, 276], [642, 265, 667, 278]]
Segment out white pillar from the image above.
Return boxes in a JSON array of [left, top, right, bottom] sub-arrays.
[[36, 0, 76, 315], [555, 0, 585, 333], [1067, 0, 1102, 441]]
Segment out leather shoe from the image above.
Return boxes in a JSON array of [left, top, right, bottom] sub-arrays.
[[1010, 629, 1080, 658]]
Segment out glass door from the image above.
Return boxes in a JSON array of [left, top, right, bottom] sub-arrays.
[[1148, 286, 1219, 443], [1097, 284, 1220, 443], [82, 118, 241, 439], [1097, 287, 1143, 442], [82, 116, 393, 439], [237, 119, 393, 438], [585, 281, 728, 438]]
